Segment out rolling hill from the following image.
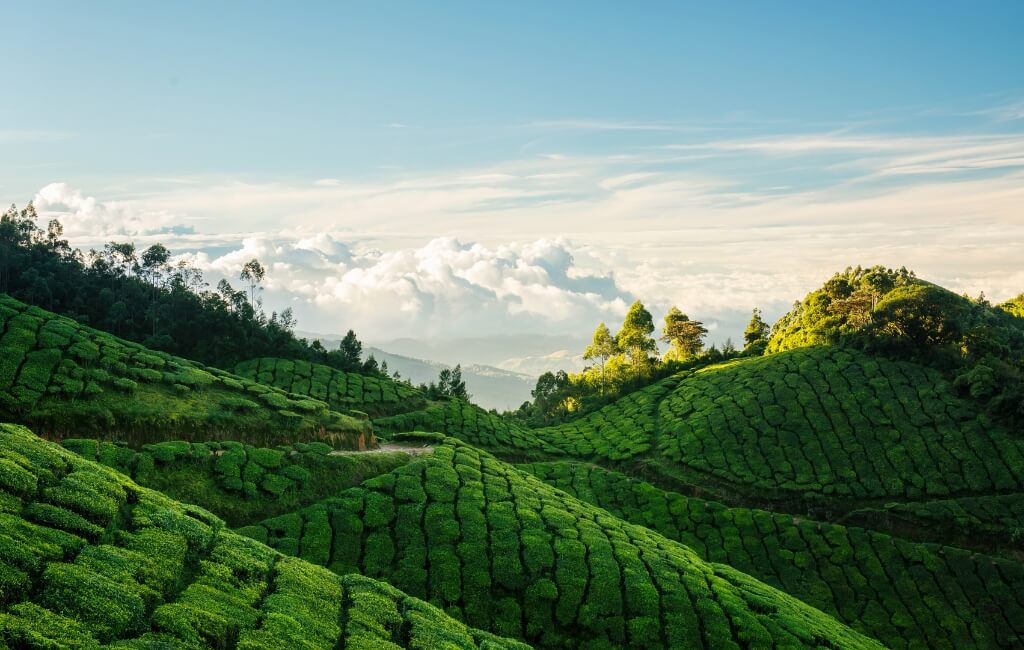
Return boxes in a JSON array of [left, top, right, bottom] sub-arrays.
[[238, 433, 885, 649], [0, 423, 529, 649], [0, 294, 372, 448]]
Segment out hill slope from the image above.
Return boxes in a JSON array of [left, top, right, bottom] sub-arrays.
[[0, 294, 371, 448], [0, 423, 529, 649], [239, 433, 884, 649], [519, 460, 1024, 648]]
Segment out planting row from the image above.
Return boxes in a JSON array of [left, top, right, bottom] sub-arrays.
[[0, 423, 529, 649], [239, 433, 883, 650], [531, 375, 679, 463], [657, 347, 1024, 499], [374, 400, 564, 457], [520, 460, 1024, 649], [0, 293, 369, 444], [234, 357, 425, 417], [62, 437, 412, 527]]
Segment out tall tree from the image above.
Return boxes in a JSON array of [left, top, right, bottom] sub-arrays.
[[743, 308, 770, 353], [583, 322, 618, 393], [240, 258, 266, 309], [618, 301, 657, 377], [662, 306, 707, 361], [338, 330, 363, 371]]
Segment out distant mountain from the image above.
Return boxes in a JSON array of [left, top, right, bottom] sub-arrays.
[[495, 348, 587, 375], [365, 348, 535, 412]]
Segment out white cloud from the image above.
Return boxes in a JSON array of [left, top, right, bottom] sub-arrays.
[[33, 182, 182, 238]]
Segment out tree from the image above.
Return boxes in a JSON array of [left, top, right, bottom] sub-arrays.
[[661, 306, 707, 362], [338, 330, 363, 371], [743, 308, 770, 354], [141, 244, 171, 288], [618, 301, 657, 377], [448, 364, 469, 400], [363, 354, 380, 375], [240, 258, 266, 309], [583, 322, 618, 393]]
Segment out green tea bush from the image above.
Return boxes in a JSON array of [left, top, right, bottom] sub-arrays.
[[520, 460, 1024, 649], [0, 294, 371, 446], [242, 435, 886, 649], [0, 423, 528, 649]]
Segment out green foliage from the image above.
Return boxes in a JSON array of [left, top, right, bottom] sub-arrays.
[[234, 356, 425, 417], [0, 293, 371, 446], [243, 435, 885, 649], [0, 423, 528, 650], [520, 460, 1024, 649]]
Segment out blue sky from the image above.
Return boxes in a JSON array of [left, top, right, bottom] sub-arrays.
[[3, 2, 1024, 365]]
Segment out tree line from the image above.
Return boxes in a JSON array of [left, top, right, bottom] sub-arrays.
[[0, 202, 381, 375], [515, 300, 771, 425]]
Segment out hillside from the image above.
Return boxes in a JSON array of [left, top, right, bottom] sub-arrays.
[[519, 461, 1024, 648], [239, 433, 885, 649], [233, 357, 426, 417], [0, 423, 529, 649], [0, 294, 372, 448]]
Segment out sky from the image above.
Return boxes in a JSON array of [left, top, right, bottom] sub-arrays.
[[3, 1, 1024, 363]]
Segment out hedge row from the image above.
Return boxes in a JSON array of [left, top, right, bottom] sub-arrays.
[[240, 434, 884, 649], [0, 293, 368, 444], [520, 460, 1024, 649], [374, 399, 564, 456], [848, 493, 1024, 552], [0, 423, 529, 649], [62, 437, 412, 527], [532, 375, 680, 462], [657, 347, 1024, 498], [234, 357, 426, 416]]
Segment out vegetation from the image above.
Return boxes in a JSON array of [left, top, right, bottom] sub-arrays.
[[0, 423, 529, 649], [241, 433, 885, 649], [0, 203, 382, 374], [768, 265, 1024, 420], [234, 357, 426, 417], [519, 461, 1024, 648], [62, 437, 412, 526], [0, 293, 371, 447], [655, 347, 1024, 500]]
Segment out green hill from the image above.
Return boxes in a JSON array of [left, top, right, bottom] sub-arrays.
[[61, 437, 414, 527], [239, 433, 884, 650], [0, 294, 372, 448], [655, 347, 1024, 501], [233, 357, 427, 417], [0, 423, 529, 649], [519, 460, 1024, 648]]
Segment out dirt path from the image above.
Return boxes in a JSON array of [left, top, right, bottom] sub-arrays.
[[330, 444, 435, 456]]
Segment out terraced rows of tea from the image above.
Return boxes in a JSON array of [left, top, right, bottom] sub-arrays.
[[374, 400, 565, 456], [656, 348, 1024, 500], [518, 461, 1024, 648], [240, 433, 883, 650], [233, 357, 426, 416], [61, 437, 412, 526], [0, 424, 529, 649], [530, 375, 680, 462], [0, 294, 369, 446]]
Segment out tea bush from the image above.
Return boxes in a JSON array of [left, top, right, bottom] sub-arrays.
[[241, 435, 884, 649], [0, 423, 530, 649], [520, 460, 1024, 649], [0, 294, 370, 446]]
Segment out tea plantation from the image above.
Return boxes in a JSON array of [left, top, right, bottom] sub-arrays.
[[61, 437, 414, 526], [0, 423, 530, 649], [519, 461, 1024, 648], [240, 434, 884, 650], [233, 357, 427, 416], [0, 294, 371, 448], [655, 347, 1024, 500]]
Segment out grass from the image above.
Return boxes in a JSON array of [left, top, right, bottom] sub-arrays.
[[0, 422, 530, 649], [0, 293, 371, 448]]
